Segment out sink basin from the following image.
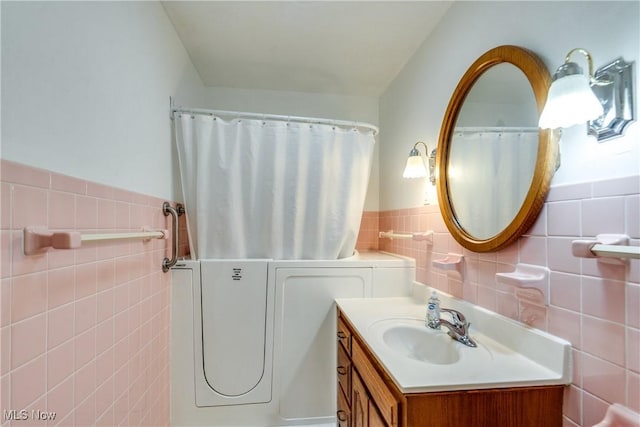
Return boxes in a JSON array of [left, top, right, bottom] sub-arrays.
[[381, 322, 460, 365], [369, 318, 464, 365]]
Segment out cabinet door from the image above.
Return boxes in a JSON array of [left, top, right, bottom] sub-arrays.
[[352, 339, 400, 426], [368, 401, 387, 427], [354, 368, 390, 427], [352, 370, 368, 427]]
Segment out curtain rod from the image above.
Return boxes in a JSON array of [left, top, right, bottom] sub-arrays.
[[171, 106, 379, 135], [453, 126, 539, 133]]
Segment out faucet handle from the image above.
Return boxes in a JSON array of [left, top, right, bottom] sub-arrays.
[[441, 308, 467, 328], [450, 311, 465, 327]]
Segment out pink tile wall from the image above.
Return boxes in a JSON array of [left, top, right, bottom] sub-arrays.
[[355, 211, 379, 251], [0, 160, 174, 426], [363, 175, 640, 427]]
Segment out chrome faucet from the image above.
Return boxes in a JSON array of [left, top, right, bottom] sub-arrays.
[[428, 307, 477, 347]]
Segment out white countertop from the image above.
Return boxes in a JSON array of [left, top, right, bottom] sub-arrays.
[[336, 294, 572, 394]]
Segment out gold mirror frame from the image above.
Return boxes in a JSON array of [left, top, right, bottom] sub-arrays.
[[436, 45, 559, 252]]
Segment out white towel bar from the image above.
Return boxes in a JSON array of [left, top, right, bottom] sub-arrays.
[[378, 230, 433, 243], [23, 226, 167, 255], [590, 244, 640, 259], [379, 230, 412, 240], [81, 230, 166, 243], [23, 201, 184, 273]]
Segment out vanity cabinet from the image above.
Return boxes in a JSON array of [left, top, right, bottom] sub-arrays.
[[336, 308, 565, 427], [338, 314, 398, 427]]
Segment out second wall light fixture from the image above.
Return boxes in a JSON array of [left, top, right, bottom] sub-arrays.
[[539, 48, 635, 142], [402, 141, 437, 185]]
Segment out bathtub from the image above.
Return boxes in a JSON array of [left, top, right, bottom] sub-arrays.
[[170, 251, 415, 427]]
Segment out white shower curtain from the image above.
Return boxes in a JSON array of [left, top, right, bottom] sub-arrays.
[[175, 113, 375, 260], [448, 128, 538, 239]]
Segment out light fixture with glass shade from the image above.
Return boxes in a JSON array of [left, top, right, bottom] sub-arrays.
[[539, 48, 635, 141], [402, 141, 437, 184]]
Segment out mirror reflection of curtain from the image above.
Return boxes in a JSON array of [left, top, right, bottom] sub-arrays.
[[448, 128, 538, 239], [175, 113, 376, 260]]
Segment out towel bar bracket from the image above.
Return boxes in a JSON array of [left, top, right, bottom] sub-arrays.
[[571, 234, 639, 264]]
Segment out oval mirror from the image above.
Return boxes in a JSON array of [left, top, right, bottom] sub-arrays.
[[436, 45, 559, 252]]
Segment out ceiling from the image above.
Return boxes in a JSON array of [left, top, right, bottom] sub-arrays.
[[161, 1, 452, 97]]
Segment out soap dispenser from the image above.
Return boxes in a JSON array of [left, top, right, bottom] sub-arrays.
[[426, 291, 440, 328]]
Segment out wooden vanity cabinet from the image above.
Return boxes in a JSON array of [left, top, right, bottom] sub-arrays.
[[336, 308, 565, 427]]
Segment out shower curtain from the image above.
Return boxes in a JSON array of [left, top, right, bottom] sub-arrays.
[[175, 113, 375, 260], [448, 128, 538, 239]]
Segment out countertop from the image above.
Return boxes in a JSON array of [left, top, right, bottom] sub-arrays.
[[336, 293, 572, 394]]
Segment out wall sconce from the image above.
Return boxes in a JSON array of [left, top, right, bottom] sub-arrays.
[[539, 48, 635, 142], [402, 141, 437, 185]]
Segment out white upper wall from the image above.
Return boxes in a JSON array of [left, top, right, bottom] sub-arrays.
[[379, 1, 640, 211], [1, 1, 204, 201]]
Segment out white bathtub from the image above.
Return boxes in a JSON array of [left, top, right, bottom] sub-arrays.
[[170, 251, 415, 427]]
